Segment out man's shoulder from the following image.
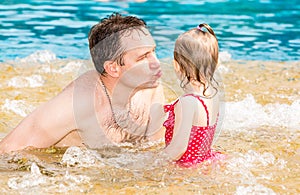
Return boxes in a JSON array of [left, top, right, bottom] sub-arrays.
[[66, 70, 101, 99], [72, 70, 99, 86], [77, 70, 99, 79]]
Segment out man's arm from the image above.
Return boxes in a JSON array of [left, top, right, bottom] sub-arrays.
[[0, 82, 79, 153]]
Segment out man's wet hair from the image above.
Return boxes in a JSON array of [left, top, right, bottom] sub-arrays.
[[88, 13, 147, 74]]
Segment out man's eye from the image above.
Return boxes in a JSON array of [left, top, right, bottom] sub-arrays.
[[137, 54, 147, 61]]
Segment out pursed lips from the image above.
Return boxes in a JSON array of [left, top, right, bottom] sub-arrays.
[[153, 69, 162, 78]]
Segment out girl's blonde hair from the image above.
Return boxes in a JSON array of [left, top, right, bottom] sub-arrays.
[[174, 23, 219, 97]]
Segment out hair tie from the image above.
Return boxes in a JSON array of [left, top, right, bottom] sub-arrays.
[[197, 25, 202, 31]]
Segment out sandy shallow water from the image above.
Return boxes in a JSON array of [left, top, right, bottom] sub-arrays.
[[0, 58, 299, 194]]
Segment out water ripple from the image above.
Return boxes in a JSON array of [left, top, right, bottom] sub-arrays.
[[0, 0, 299, 61]]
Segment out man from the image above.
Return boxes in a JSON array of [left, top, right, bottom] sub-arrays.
[[0, 13, 166, 153]]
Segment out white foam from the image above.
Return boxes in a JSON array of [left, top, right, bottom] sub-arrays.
[[1, 99, 34, 117], [226, 150, 284, 195], [222, 94, 300, 131], [61, 145, 166, 171], [219, 51, 232, 63], [59, 61, 84, 74], [217, 64, 232, 74], [7, 162, 91, 193], [8, 162, 47, 190], [235, 184, 276, 195], [61, 146, 104, 168], [227, 150, 278, 169], [7, 74, 45, 88], [40, 60, 88, 76], [17, 50, 57, 63], [105, 152, 162, 170]]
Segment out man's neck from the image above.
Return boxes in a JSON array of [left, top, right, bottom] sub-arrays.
[[100, 74, 136, 110]]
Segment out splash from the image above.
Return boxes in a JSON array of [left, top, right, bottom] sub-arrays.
[[219, 51, 232, 64], [7, 161, 92, 194], [8, 162, 47, 190], [222, 94, 300, 131], [1, 99, 34, 117], [40, 60, 87, 74], [226, 150, 285, 195], [235, 184, 276, 195], [17, 50, 57, 64], [61, 146, 105, 168], [7, 75, 45, 88]]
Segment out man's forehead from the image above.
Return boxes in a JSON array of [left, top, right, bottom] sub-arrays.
[[120, 27, 156, 52]]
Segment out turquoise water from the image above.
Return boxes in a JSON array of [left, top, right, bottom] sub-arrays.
[[0, 0, 299, 61]]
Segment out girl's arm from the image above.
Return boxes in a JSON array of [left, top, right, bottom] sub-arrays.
[[162, 96, 196, 160], [146, 84, 167, 140]]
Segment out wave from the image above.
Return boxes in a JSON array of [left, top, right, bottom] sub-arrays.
[[6, 49, 233, 65], [16, 50, 57, 64], [221, 94, 300, 131]]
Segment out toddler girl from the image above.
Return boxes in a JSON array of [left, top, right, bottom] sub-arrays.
[[162, 23, 222, 167]]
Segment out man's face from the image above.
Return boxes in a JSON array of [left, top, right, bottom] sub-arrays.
[[117, 28, 162, 89]]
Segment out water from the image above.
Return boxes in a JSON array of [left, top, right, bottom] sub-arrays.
[[0, 54, 299, 194], [0, 0, 300, 194], [0, 0, 299, 61]]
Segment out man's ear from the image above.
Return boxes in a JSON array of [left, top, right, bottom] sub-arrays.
[[103, 61, 121, 78]]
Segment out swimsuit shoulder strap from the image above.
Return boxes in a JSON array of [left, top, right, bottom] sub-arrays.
[[183, 94, 210, 126], [164, 98, 180, 112]]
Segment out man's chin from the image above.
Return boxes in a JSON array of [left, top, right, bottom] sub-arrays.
[[137, 80, 160, 89]]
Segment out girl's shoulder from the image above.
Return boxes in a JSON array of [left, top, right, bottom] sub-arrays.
[[180, 93, 204, 102], [179, 93, 215, 110], [168, 93, 218, 111], [175, 94, 200, 108], [164, 95, 196, 111]]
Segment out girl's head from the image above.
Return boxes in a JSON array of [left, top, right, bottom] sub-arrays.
[[174, 23, 219, 96]]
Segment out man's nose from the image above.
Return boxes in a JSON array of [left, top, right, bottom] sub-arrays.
[[148, 53, 160, 69]]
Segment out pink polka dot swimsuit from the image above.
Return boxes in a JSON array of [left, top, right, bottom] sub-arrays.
[[163, 94, 220, 167]]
